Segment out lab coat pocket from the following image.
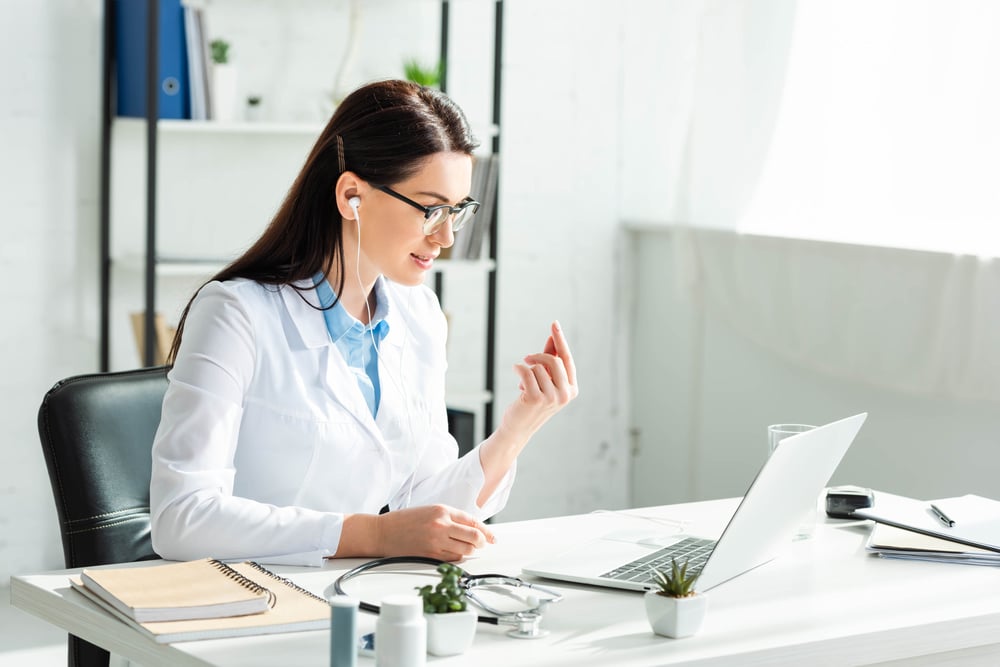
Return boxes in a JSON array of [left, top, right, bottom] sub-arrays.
[[376, 376, 432, 439], [234, 402, 389, 513], [296, 417, 392, 511]]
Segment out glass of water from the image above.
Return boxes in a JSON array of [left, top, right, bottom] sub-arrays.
[[767, 423, 816, 456], [767, 423, 818, 540]]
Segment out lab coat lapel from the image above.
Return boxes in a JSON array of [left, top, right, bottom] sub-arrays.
[[279, 281, 384, 443], [278, 280, 329, 348], [374, 324, 406, 441]]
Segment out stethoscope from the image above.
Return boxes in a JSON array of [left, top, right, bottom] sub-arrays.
[[326, 556, 563, 639]]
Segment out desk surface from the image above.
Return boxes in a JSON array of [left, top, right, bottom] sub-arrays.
[[12, 498, 1000, 667]]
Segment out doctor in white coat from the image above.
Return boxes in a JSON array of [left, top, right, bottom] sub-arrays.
[[150, 80, 578, 566]]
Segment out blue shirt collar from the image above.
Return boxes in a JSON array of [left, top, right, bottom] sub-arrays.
[[313, 273, 391, 344]]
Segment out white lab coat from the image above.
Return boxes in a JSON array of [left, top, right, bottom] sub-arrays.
[[150, 277, 514, 566]]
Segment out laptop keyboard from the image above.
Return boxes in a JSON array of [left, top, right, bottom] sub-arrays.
[[600, 536, 716, 584]]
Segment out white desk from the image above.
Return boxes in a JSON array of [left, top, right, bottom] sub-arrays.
[[12, 498, 1000, 666]]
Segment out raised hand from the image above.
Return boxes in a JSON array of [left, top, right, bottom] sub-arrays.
[[501, 320, 579, 442]]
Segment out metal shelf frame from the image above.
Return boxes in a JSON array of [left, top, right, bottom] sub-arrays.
[[97, 0, 503, 433]]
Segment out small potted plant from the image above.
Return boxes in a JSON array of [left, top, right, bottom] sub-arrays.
[[416, 563, 476, 656], [245, 94, 263, 122], [403, 58, 442, 89], [644, 557, 707, 638], [210, 38, 238, 122]]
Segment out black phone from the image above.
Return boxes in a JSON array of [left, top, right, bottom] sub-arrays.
[[825, 485, 874, 518]]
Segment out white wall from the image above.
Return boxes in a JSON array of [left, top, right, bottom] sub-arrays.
[[628, 228, 1000, 507], [617, 0, 1000, 508], [492, 1, 631, 519], [2, 0, 103, 582]]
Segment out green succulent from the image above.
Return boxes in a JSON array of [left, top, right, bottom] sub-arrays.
[[416, 563, 468, 614], [210, 39, 230, 65], [650, 557, 700, 598]]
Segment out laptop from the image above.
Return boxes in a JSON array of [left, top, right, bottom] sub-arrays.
[[522, 413, 867, 592]]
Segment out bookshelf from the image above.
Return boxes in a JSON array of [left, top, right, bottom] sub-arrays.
[[98, 0, 503, 435]]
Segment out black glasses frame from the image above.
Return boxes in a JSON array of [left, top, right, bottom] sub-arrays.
[[373, 184, 480, 235]]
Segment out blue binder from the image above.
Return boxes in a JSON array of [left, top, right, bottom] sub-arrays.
[[115, 0, 190, 119]]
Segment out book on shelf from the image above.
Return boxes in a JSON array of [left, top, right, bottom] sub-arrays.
[[78, 558, 273, 623], [130, 312, 177, 367], [449, 153, 499, 260], [115, 0, 191, 119], [71, 560, 331, 643], [183, 3, 212, 120]]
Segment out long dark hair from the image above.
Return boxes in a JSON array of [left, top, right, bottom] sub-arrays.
[[168, 79, 479, 364]]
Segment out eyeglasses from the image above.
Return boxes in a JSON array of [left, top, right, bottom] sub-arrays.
[[374, 184, 480, 235]]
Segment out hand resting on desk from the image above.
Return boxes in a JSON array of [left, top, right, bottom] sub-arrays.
[[337, 504, 497, 561]]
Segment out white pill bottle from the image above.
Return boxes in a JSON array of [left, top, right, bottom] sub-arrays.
[[375, 594, 426, 667]]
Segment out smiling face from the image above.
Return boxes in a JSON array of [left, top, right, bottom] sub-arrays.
[[350, 151, 474, 287]]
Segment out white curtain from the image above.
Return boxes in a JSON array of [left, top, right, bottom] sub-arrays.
[[664, 0, 1000, 401]]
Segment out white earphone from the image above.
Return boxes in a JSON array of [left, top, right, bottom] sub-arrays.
[[348, 196, 361, 217]]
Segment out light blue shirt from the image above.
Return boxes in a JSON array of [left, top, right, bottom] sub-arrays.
[[314, 274, 390, 417]]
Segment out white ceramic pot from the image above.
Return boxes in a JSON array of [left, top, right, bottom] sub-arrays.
[[245, 100, 263, 122], [424, 609, 477, 656], [212, 63, 238, 122], [644, 591, 707, 638]]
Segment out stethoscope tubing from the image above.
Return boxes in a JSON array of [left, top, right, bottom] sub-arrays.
[[331, 556, 499, 624], [330, 556, 562, 626]]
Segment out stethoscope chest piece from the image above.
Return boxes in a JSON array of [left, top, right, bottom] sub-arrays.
[[503, 611, 549, 639]]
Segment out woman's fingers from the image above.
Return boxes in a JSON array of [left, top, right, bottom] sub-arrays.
[[549, 320, 578, 387], [513, 363, 542, 398], [448, 508, 496, 545], [543, 334, 556, 357], [440, 511, 493, 559], [376, 505, 495, 559], [522, 354, 576, 405], [523, 353, 568, 385], [525, 322, 577, 390], [515, 362, 561, 402]]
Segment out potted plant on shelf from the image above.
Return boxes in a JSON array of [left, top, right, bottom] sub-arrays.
[[644, 558, 707, 639], [245, 94, 263, 122], [403, 58, 442, 89], [210, 38, 238, 122], [416, 563, 477, 656]]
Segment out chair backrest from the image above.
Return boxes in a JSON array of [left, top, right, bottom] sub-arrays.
[[37, 366, 168, 667]]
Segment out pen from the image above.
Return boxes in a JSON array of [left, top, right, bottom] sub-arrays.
[[930, 504, 955, 527]]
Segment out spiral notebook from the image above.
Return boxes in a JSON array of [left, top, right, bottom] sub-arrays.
[[79, 558, 274, 622], [71, 560, 330, 643]]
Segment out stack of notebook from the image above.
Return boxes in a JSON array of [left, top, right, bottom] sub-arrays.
[[71, 558, 330, 643], [856, 493, 1000, 566]]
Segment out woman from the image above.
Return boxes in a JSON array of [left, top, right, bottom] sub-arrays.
[[150, 80, 578, 566]]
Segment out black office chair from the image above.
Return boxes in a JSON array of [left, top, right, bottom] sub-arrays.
[[37, 367, 168, 667]]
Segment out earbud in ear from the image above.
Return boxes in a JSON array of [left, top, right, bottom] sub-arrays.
[[348, 196, 361, 213]]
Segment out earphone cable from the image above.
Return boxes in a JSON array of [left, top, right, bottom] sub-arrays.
[[352, 204, 421, 510]]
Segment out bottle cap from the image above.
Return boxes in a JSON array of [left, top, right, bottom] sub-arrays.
[[328, 594, 359, 609], [380, 594, 423, 622]]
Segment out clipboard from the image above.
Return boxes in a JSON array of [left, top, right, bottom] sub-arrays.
[[854, 492, 1000, 554]]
